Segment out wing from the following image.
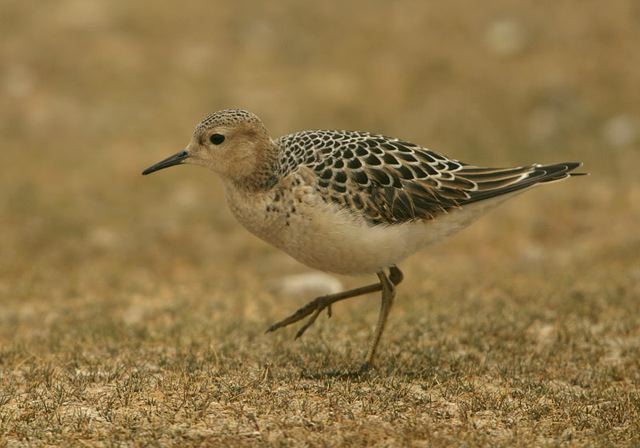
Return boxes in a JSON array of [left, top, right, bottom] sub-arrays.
[[276, 130, 583, 225]]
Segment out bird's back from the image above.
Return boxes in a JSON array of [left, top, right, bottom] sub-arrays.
[[274, 130, 583, 226]]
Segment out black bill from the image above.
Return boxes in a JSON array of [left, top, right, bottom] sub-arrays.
[[142, 150, 189, 175]]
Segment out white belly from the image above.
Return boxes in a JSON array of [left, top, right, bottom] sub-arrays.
[[275, 201, 495, 275], [225, 182, 505, 275]]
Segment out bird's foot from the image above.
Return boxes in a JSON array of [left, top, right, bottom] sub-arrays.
[[266, 294, 336, 339], [358, 361, 372, 373], [266, 280, 385, 341]]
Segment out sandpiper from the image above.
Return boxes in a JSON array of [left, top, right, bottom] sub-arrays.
[[142, 109, 584, 369]]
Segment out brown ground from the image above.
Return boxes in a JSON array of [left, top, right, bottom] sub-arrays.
[[1, 0, 639, 446]]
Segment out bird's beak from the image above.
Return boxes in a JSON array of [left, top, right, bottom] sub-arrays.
[[142, 150, 189, 175]]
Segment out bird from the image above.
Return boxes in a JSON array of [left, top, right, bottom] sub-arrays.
[[142, 109, 585, 370]]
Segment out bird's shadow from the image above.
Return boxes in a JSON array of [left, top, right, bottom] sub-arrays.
[[295, 359, 440, 381], [298, 368, 373, 381]]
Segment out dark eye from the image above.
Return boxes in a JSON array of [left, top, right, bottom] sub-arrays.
[[209, 133, 225, 145]]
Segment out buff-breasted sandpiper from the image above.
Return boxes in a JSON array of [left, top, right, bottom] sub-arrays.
[[142, 109, 585, 369]]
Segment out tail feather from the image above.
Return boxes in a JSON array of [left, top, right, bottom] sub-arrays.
[[458, 162, 584, 205]]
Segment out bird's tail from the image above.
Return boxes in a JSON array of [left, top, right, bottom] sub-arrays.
[[457, 162, 586, 205]]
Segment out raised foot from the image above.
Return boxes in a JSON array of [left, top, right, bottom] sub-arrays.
[[266, 281, 384, 340], [266, 295, 334, 339]]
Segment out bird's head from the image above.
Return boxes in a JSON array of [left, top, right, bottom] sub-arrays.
[[142, 109, 273, 182]]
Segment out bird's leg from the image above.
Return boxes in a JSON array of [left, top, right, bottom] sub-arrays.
[[266, 265, 404, 367], [266, 282, 383, 338], [360, 268, 400, 370]]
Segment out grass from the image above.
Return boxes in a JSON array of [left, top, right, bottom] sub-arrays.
[[2, 225, 639, 446], [1, 0, 639, 445]]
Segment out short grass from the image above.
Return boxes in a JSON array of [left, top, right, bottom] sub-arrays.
[[1, 0, 639, 446]]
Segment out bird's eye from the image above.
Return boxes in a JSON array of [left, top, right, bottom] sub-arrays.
[[209, 133, 225, 145]]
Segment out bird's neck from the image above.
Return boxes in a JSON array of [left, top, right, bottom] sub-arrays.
[[229, 139, 280, 192]]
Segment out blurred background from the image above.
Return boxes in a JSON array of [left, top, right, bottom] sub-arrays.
[[3, 2, 640, 442], [1, 0, 639, 338]]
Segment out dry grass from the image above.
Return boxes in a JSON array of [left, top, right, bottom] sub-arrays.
[[1, 0, 639, 446]]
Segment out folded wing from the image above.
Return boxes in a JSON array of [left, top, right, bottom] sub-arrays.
[[278, 130, 584, 225]]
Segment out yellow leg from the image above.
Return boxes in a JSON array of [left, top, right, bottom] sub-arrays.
[[266, 282, 383, 337], [266, 265, 404, 368], [361, 269, 398, 370]]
